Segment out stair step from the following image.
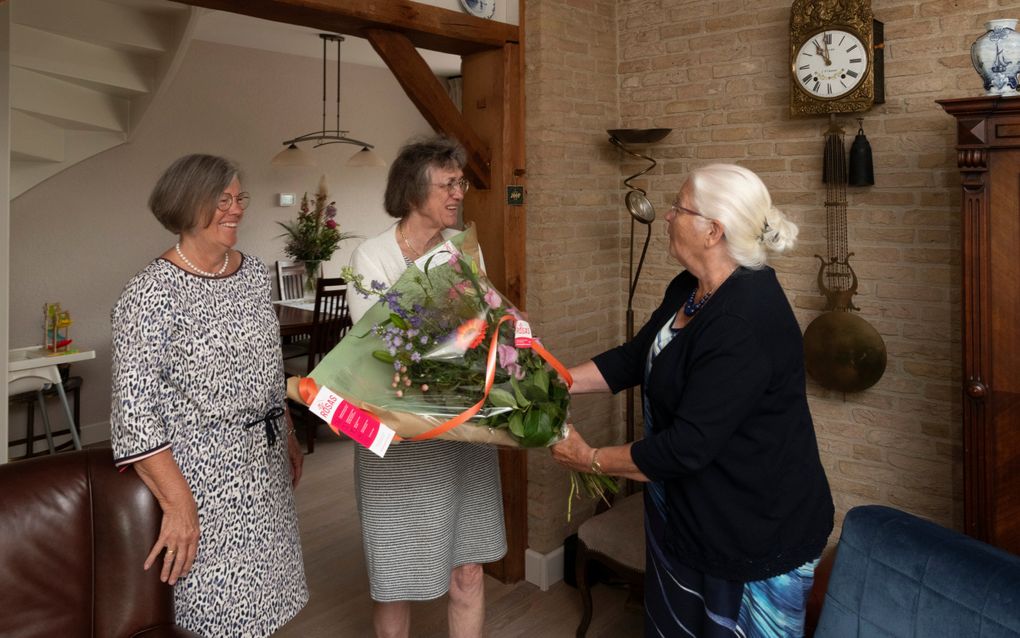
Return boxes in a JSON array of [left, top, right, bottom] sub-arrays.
[[11, 0, 181, 55], [11, 111, 64, 163], [11, 66, 129, 133], [12, 130, 125, 197], [12, 24, 153, 96]]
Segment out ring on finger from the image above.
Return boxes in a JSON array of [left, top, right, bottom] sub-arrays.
[[166, 549, 176, 555]]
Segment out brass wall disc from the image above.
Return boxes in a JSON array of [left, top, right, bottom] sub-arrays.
[[803, 311, 887, 392]]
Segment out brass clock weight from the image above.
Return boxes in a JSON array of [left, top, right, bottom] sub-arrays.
[[790, 0, 887, 393]]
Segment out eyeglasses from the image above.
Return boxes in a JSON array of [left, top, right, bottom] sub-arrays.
[[432, 178, 470, 195], [668, 200, 705, 219], [217, 192, 251, 211]]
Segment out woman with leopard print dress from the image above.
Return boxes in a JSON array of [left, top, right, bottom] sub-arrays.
[[111, 154, 308, 637]]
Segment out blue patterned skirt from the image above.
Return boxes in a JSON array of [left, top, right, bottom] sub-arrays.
[[643, 485, 818, 638]]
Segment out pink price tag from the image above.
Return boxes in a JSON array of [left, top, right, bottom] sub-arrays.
[[309, 386, 395, 457], [514, 320, 533, 348]]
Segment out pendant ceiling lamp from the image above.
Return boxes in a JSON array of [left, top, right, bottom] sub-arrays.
[[271, 34, 385, 168]]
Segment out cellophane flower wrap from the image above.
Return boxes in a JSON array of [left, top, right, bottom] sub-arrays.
[[297, 225, 570, 448]]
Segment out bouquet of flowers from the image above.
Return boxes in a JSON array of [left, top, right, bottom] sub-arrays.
[[294, 225, 566, 445], [288, 225, 616, 517], [277, 177, 356, 289]]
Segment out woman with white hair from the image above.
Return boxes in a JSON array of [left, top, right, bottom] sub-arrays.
[[552, 164, 834, 637]]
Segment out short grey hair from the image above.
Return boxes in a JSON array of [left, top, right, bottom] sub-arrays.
[[149, 154, 239, 234], [685, 163, 798, 269], [384, 135, 467, 219]]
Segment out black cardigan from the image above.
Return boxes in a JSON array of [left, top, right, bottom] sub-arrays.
[[593, 266, 834, 582]]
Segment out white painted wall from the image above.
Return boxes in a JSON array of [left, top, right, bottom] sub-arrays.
[[8, 39, 432, 447]]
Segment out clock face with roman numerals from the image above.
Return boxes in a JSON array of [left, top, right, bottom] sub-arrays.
[[793, 29, 869, 99]]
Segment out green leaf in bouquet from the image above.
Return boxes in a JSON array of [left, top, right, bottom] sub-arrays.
[[389, 313, 410, 330], [488, 387, 518, 409], [549, 381, 568, 405], [534, 367, 550, 392], [509, 377, 532, 409], [521, 372, 549, 403], [521, 409, 555, 447], [509, 412, 525, 438], [372, 350, 396, 364]]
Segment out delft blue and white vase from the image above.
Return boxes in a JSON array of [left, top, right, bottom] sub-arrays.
[[972, 19, 1020, 96]]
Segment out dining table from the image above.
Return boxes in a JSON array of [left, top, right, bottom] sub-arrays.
[[275, 302, 316, 339]]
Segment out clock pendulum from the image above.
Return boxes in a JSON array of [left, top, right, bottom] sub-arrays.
[[802, 116, 887, 393]]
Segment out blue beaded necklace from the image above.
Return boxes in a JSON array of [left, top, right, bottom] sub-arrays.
[[683, 287, 713, 317]]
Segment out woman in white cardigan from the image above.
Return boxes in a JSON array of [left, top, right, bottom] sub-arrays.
[[347, 136, 506, 638]]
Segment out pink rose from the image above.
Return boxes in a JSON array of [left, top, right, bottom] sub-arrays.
[[325, 219, 337, 229], [483, 288, 502, 309], [448, 253, 462, 273]]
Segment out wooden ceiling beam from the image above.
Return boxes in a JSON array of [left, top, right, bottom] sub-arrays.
[[178, 0, 518, 56], [365, 28, 491, 190]]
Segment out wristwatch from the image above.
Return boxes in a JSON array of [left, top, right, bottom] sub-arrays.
[[590, 448, 604, 475]]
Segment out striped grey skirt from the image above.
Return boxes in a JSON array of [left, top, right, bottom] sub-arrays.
[[354, 439, 507, 602]]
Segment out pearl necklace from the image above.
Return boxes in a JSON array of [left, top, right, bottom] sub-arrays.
[[398, 223, 440, 258], [683, 287, 713, 317], [175, 242, 229, 278]]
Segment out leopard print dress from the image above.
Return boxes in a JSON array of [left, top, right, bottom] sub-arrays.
[[111, 255, 307, 637]]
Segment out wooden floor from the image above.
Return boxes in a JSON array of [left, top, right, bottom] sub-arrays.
[[275, 433, 643, 637]]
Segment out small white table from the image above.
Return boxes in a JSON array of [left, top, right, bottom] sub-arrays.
[[8, 346, 96, 452]]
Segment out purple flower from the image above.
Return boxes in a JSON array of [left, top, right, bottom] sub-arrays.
[[484, 288, 502, 309], [383, 291, 403, 314], [325, 202, 337, 218], [498, 343, 526, 380], [371, 280, 386, 292], [497, 343, 518, 369]]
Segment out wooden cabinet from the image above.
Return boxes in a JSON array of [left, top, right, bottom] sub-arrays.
[[938, 96, 1020, 554]]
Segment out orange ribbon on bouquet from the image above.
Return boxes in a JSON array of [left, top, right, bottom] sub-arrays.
[[298, 315, 573, 443]]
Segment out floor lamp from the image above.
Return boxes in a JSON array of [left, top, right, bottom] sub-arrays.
[[607, 128, 671, 450]]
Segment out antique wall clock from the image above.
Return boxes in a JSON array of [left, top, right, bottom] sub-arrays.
[[790, 0, 884, 116], [791, 0, 888, 392]]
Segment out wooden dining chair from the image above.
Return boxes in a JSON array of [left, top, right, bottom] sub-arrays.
[[276, 260, 307, 301], [306, 277, 351, 374], [287, 277, 352, 453]]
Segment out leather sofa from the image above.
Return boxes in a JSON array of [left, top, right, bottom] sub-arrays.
[[0, 447, 201, 638], [810, 505, 1020, 637]]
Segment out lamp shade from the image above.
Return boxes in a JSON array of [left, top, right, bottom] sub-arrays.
[[271, 143, 317, 167], [346, 147, 387, 168]]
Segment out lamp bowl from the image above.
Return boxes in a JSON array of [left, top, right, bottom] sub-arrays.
[[607, 128, 672, 144]]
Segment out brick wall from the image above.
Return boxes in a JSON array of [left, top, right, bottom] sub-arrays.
[[525, 0, 1019, 554]]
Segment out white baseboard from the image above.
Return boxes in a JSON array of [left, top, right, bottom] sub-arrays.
[[525, 545, 564, 591]]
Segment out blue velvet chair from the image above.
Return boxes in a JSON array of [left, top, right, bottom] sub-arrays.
[[814, 505, 1020, 637]]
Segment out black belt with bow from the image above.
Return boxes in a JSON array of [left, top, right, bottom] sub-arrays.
[[243, 406, 286, 446]]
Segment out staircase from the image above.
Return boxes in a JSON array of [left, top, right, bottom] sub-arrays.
[[9, 0, 197, 198]]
